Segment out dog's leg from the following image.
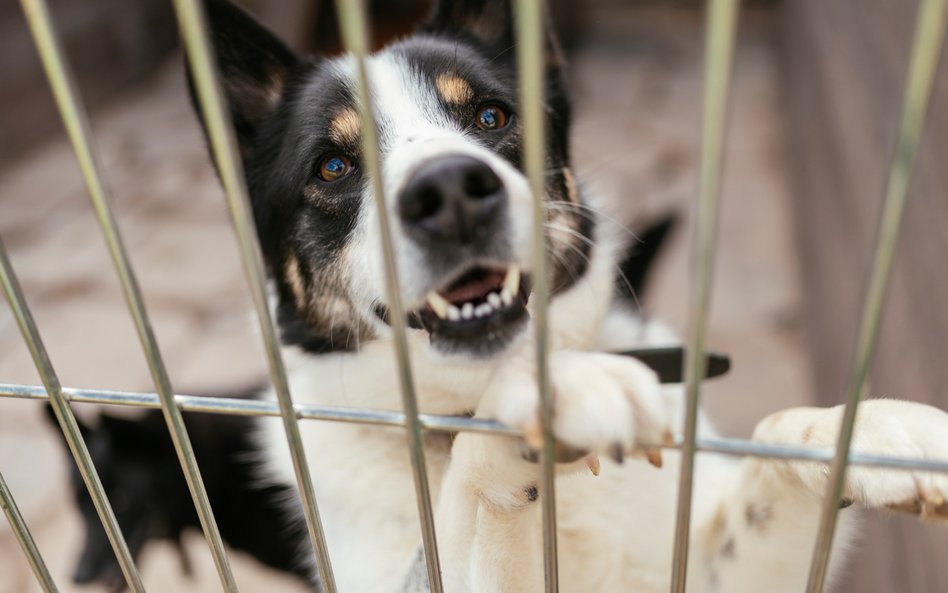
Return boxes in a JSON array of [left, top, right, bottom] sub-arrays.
[[434, 350, 672, 593], [692, 399, 948, 593]]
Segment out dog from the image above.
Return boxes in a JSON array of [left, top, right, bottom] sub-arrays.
[[67, 0, 948, 591], [49, 217, 696, 590], [45, 403, 311, 591]]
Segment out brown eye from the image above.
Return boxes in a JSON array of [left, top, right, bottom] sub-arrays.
[[475, 103, 509, 131], [317, 154, 353, 182]]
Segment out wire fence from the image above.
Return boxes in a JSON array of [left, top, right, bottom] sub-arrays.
[[1, 1, 947, 592]]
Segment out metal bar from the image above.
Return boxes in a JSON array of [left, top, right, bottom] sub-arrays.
[[8, 382, 948, 474], [0, 471, 60, 593], [171, 2, 338, 590], [5, 383, 948, 473], [0, 242, 146, 593], [331, 2, 444, 591], [0, 383, 517, 434], [805, 1, 948, 591], [670, 1, 740, 592], [513, 1, 559, 591], [18, 1, 241, 588]]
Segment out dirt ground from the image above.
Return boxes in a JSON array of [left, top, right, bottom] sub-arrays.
[[0, 6, 815, 593]]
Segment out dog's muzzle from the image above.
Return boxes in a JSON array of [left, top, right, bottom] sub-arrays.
[[391, 154, 530, 356], [398, 154, 506, 249]]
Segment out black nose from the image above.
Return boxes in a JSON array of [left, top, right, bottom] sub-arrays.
[[398, 155, 505, 245]]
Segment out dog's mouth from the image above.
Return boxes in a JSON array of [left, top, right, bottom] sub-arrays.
[[402, 264, 532, 355]]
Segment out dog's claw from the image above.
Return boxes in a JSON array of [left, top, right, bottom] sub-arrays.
[[585, 455, 601, 477], [523, 419, 544, 450], [644, 448, 663, 469], [610, 443, 624, 465], [882, 477, 948, 523], [916, 478, 945, 506]]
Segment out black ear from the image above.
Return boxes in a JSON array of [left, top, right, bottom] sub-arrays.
[[424, 0, 514, 45], [191, 0, 301, 157], [44, 403, 92, 440], [423, 0, 563, 63], [617, 214, 679, 301], [99, 411, 168, 444]]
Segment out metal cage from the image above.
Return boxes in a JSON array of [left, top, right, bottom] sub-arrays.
[[1, 1, 946, 592]]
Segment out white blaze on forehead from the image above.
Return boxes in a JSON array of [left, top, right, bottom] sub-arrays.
[[328, 52, 458, 145], [333, 50, 535, 315], [366, 52, 457, 143]]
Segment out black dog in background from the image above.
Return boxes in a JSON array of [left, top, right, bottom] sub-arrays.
[[45, 403, 310, 591]]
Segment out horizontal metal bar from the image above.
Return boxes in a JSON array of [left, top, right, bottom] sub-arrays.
[[0, 242, 146, 593], [805, 0, 948, 590], [18, 0, 241, 587], [7, 383, 948, 474], [0, 471, 60, 593], [171, 1, 338, 589], [0, 383, 519, 435]]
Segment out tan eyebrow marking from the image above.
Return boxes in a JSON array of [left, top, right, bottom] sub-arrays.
[[562, 166, 579, 203], [284, 253, 306, 310], [329, 108, 361, 144], [435, 74, 473, 104]]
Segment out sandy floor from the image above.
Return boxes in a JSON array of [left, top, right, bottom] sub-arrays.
[[0, 6, 813, 593]]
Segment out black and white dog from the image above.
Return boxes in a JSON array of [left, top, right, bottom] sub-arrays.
[[57, 0, 948, 591]]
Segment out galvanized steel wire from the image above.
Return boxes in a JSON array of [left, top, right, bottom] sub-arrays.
[[18, 0, 242, 588], [330, 2, 445, 591], [804, 0, 948, 591], [172, 0, 339, 590], [513, 1, 560, 591], [670, 2, 740, 592], [1, 1, 947, 593]]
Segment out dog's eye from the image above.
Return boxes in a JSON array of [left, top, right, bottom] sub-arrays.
[[475, 104, 509, 131], [316, 155, 353, 182]]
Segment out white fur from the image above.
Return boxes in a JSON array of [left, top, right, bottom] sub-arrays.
[[341, 52, 535, 318], [257, 48, 948, 593]]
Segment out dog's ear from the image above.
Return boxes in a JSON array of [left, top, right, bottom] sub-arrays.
[[99, 412, 168, 446], [43, 403, 92, 440], [424, 0, 514, 46], [190, 0, 301, 157], [617, 214, 679, 301], [424, 0, 563, 62]]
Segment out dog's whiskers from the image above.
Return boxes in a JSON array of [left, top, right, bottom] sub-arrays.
[[545, 221, 643, 313]]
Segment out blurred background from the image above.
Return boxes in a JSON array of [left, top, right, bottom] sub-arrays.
[[1, 0, 947, 591]]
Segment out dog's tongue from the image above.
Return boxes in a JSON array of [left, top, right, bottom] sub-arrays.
[[440, 269, 505, 304]]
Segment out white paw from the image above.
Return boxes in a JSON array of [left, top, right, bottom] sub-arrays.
[[756, 399, 948, 522], [481, 351, 672, 469]]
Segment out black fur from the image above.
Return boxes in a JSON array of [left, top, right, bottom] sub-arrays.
[[45, 404, 310, 590], [191, 0, 585, 357], [616, 214, 679, 301]]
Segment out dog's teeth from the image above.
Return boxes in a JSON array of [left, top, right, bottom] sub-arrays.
[[504, 265, 521, 296], [461, 302, 474, 319], [500, 288, 514, 306], [446, 305, 460, 321], [426, 291, 451, 319], [487, 292, 502, 308], [475, 303, 492, 318]]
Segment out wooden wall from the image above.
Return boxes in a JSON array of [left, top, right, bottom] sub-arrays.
[[777, 1, 948, 591], [0, 0, 178, 163]]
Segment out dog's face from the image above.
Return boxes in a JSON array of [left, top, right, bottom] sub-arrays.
[[198, 0, 592, 357]]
